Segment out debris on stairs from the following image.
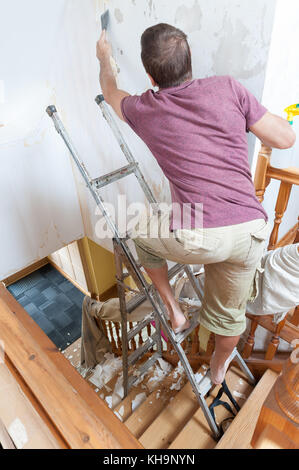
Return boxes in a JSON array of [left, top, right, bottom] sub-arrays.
[[63, 338, 262, 449]]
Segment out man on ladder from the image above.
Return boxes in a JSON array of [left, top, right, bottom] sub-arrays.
[[96, 23, 295, 385]]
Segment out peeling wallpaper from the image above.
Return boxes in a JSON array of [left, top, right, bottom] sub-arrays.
[[0, 0, 281, 278]]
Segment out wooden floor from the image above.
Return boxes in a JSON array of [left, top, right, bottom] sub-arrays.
[[64, 339, 278, 449]]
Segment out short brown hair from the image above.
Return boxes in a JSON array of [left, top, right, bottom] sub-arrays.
[[141, 23, 192, 89]]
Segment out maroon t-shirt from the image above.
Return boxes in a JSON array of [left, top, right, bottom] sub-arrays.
[[121, 75, 268, 229]]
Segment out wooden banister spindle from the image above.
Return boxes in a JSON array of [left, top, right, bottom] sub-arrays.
[[242, 316, 259, 359], [138, 327, 144, 347], [129, 322, 136, 350], [265, 317, 288, 361], [290, 217, 299, 331], [290, 306, 299, 327], [114, 322, 121, 351], [108, 321, 117, 352], [206, 332, 215, 355], [268, 182, 292, 250], [101, 319, 109, 339], [254, 145, 272, 203], [191, 326, 200, 354]]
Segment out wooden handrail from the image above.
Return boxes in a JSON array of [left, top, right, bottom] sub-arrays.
[[0, 284, 142, 449]]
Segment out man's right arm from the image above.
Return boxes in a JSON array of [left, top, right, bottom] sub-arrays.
[[249, 111, 296, 149]]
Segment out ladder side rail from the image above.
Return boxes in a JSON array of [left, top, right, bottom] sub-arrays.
[[174, 343, 221, 438], [95, 96, 158, 207], [46, 107, 159, 300], [46, 107, 123, 242]]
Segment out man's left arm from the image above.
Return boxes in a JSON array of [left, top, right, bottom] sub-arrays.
[[96, 31, 130, 121]]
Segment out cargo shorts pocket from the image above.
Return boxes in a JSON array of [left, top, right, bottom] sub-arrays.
[[244, 222, 270, 266], [174, 229, 220, 253], [248, 264, 264, 303]]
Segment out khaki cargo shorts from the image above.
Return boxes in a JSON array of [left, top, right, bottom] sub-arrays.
[[132, 210, 270, 337]]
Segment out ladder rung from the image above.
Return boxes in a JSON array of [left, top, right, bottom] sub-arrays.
[[128, 352, 160, 389], [92, 163, 138, 189], [128, 333, 158, 366], [174, 310, 200, 344], [127, 313, 154, 342], [126, 293, 147, 313]]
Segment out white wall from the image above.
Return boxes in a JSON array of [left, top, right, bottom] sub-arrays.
[[0, 0, 84, 280], [252, 0, 299, 237], [0, 0, 278, 278]]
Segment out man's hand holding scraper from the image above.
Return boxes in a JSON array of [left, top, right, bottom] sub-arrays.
[[96, 29, 130, 121]]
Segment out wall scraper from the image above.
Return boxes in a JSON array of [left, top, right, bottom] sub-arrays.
[[101, 10, 110, 31]]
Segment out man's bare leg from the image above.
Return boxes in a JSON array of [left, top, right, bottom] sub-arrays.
[[210, 334, 241, 384], [144, 264, 239, 383], [144, 263, 190, 331]]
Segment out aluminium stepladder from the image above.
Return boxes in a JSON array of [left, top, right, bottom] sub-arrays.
[[46, 96, 256, 440]]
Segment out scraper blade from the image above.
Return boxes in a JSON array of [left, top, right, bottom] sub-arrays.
[[101, 10, 109, 31]]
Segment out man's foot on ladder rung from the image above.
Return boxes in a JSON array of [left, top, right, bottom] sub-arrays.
[[172, 309, 200, 344]]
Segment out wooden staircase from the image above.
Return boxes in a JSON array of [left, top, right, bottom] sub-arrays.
[[64, 340, 276, 449]]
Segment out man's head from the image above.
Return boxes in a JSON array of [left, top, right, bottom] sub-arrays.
[[141, 23, 192, 89]]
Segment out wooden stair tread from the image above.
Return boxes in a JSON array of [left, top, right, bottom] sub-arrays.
[[169, 366, 254, 449], [124, 364, 188, 438], [139, 364, 209, 449], [215, 369, 278, 449]]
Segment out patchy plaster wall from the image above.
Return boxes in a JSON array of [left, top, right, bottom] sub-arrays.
[[0, 0, 84, 280]]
